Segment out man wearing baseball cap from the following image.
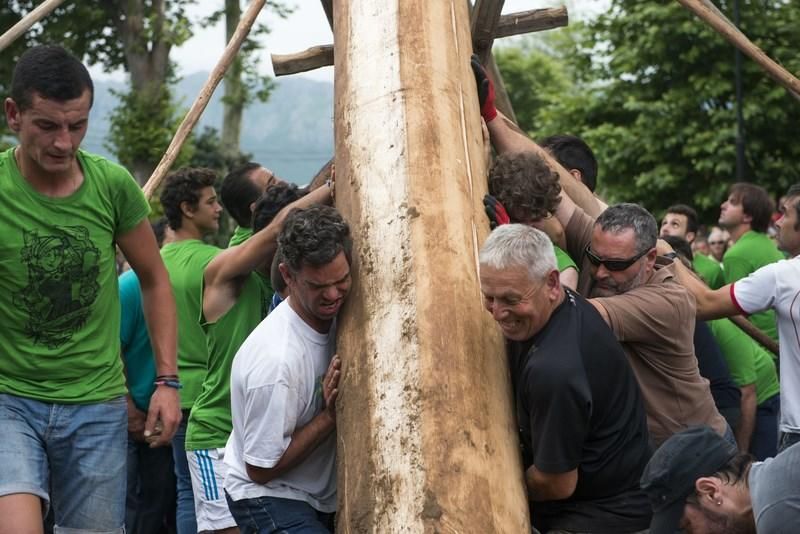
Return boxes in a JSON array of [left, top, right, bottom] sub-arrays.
[[641, 426, 800, 533]]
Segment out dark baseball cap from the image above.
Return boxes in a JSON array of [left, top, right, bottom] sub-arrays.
[[640, 426, 737, 534]]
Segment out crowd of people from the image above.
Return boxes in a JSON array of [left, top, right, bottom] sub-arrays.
[[0, 44, 797, 534]]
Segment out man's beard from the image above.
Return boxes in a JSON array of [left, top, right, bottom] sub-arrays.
[[590, 267, 648, 297]]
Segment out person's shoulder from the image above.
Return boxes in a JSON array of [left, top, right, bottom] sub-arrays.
[[78, 150, 135, 181]]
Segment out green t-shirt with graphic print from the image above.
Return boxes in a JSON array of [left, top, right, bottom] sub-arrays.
[[0, 147, 149, 403], [160, 239, 222, 408], [185, 273, 266, 450]]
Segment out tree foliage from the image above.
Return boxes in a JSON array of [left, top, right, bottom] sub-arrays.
[[497, 0, 800, 222]]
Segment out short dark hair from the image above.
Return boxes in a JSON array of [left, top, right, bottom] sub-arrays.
[[159, 168, 218, 230], [595, 203, 658, 254], [661, 235, 694, 263], [11, 45, 94, 111], [539, 134, 598, 192], [488, 151, 561, 222], [786, 184, 800, 231], [279, 205, 352, 273], [728, 183, 774, 233], [220, 162, 262, 228], [251, 183, 304, 233], [666, 204, 699, 234]]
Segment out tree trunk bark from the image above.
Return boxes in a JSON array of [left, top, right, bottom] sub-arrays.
[[332, 1, 530, 532], [222, 0, 244, 157]]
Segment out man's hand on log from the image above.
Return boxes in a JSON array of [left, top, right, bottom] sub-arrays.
[[322, 354, 341, 424], [470, 54, 498, 123], [483, 194, 511, 229]]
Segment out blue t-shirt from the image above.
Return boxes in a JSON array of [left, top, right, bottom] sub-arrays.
[[119, 270, 156, 411]]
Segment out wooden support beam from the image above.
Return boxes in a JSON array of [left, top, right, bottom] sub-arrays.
[[272, 45, 333, 76], [271, 8, 568, 77], [677, 0, 800, 97], [495, 6, 568, 38], [333, 0, 530, 531], [470, 0, 505, 63], [142, 0, 266, 199], [0, 0, 67, 53]]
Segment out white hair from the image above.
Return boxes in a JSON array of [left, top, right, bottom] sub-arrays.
[[479, 224, 557, 281]]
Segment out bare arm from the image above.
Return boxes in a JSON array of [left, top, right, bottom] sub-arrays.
[[117, 220, 181, 446], [246, 355, 340, 484], [203, 185, 333, 322], [735, 384, 757, 453], [525, 466, 578, 502], [668, 256, 739, 320]]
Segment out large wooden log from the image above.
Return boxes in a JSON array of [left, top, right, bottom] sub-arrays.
[[333, 0, 530, 532]]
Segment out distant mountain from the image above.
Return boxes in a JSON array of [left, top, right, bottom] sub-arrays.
[[85, 72, 334, 183]]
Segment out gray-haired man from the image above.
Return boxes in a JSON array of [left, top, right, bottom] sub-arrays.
[[479, 224, 651, 533]]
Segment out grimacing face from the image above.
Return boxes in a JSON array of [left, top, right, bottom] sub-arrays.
[[282, 251, 351, 333]]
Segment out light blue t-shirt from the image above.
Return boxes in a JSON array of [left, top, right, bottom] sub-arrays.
[[119, 270, 156, 411]]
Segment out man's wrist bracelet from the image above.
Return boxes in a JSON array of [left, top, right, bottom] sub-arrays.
[[154, 379, 182, 389]]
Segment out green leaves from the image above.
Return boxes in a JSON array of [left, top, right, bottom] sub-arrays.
[[498, 0, 800, 222]]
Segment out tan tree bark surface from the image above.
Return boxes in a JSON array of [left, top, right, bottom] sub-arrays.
[[333, 1, 530, 532]]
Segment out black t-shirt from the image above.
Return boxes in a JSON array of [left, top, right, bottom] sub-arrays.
[[508, 289, 652, 533], [693, 319, 741, 412]]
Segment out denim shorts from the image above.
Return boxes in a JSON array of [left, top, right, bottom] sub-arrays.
[[0, 393, 127, 533]]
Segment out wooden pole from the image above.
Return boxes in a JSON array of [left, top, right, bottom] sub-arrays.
[[142, 0, 267, 200], [333, 0, 530, 532], [0, 0, 67, 53], [271, 8, 568, 77], [676, 0, 800, 97]]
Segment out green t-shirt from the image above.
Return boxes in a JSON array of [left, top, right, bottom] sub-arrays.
[[708, 318, 780, 405], [693, 253, 725, 290], [723, 231, 784, 342], [0, 148, 149, 403], [228, 226, 252, 247], [554, 245, 578, 274], [185, 273, 266, 449], [161, 239, 222, 408]]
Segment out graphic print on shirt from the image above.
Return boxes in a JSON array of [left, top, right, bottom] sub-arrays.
[[14, 226, 100, 348]]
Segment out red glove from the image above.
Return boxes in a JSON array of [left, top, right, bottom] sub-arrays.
[[483, 194, 510, 229], [470, 54, 498, 123]]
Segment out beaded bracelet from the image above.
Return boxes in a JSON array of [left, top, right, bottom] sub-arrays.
[[154, 379, 183, 389]]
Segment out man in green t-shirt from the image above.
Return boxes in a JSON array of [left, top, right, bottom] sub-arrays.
[[220, 162, 285, 246], [718, 182, 784, 342], [484, 150, 579, 290], [0, 45, 180, 533], [185, 181, 332, 532], [660, 203, 725, 290], [158, 167, 224, 534]]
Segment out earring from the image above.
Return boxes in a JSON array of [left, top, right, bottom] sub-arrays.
[[717, 500, 722, 505]]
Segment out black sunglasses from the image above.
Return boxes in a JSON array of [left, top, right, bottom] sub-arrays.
[[584, 245, 651, 272]]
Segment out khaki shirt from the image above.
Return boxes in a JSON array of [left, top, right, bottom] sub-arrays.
[[566, 207, 728, 446]]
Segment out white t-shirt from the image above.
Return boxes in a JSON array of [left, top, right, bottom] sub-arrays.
[[223, 298, 337, 512], [731, 255, 800, 433]]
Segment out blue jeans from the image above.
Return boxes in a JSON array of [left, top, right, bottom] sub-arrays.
[[750, 394, 780, 460], [0, 393, 127, 533], [126, 436, 176, 534], [225, 492, 334, 534], [173, 414, 197, 534]]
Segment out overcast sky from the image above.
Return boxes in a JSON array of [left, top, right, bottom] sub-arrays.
[[91, 0, 609, 83]]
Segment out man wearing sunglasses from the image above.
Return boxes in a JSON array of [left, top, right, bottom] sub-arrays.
[[474, 61, 729, 448]]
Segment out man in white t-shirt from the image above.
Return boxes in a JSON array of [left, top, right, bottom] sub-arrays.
[[223, 205, 351, 533], [667, 184, 800, 451]]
